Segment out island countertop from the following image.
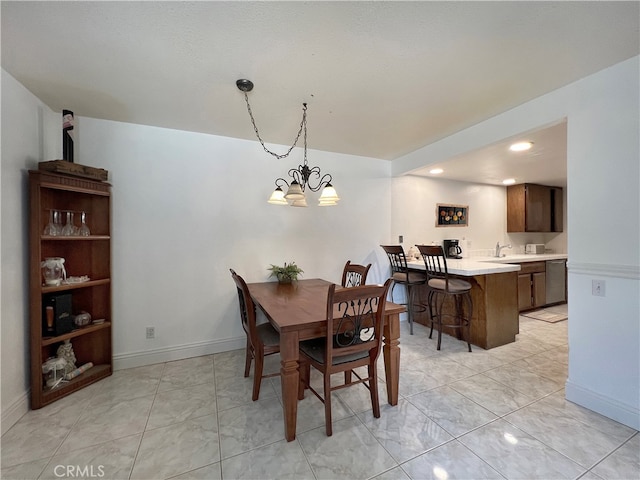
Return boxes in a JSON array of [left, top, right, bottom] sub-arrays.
[[407, 253, 568, 277]]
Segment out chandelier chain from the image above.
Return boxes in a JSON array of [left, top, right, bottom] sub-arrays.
[[243, 92, 307, 161]]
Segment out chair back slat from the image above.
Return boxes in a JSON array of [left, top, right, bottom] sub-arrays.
[[325, 279, 392, 368], [416, 245, 450, 289], [380, 245, 411, 284], [341, 260, 372, 287], [230, 269, 258, 346]]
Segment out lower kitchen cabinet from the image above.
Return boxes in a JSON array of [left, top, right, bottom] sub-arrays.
[[518, 261, 547, 311]]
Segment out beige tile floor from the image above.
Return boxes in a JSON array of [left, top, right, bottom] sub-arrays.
[[2, 308, 639, 480]]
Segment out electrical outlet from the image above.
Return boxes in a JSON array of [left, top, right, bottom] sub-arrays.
[[592, 280, 606, 297], [398, 235, 403, 243], [146, 326, 155, 339]]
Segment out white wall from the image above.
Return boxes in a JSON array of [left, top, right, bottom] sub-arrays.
[[564, 56, 639, 429], [393, 56, 640, 429], [1, 70, 60, 433], [74, 117, 392, 369], [391, 175, 568, 257], [391, 175, 507, 254]]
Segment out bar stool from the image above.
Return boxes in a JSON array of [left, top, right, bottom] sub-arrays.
[[416, 244, 472, 352], [380, 245, 427, 335]]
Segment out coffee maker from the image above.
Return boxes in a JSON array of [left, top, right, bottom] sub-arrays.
[[443, 239, 463, 259]]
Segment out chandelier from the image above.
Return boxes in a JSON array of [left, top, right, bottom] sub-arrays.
[[236, 79, 340, 207]]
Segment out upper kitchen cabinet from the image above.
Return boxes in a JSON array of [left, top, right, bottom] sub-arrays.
[[507, 183, 563, 232]]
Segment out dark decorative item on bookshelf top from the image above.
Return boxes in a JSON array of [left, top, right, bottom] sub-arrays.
[[436, 203, 469, 227], [62, 110, 74, 162]]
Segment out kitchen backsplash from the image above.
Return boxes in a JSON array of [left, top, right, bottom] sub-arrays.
[[465, 245, 557, 258]]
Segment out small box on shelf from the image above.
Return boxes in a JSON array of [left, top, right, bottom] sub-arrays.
[[42, 293, 73, 336]]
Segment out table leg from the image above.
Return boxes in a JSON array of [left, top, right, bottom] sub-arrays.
[[383, 312, 400, 405], [279, 331, 300, 441]]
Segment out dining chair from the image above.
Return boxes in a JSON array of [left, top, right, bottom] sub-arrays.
[[416, 245, 473, 352], [230, 269, 281, 400], [380, 245, 427, 335], [340, 260, 372, 384], [341, 260, 372, 287], [298, 278, 392, 436]]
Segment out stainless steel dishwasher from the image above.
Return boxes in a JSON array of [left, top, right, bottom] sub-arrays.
[[545, 259, 567, 304]]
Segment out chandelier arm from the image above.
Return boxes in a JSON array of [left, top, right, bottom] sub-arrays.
[[274, 178, 290, 189], [288, 169, 305, 190], [306, 173, 333, 192], [243, 92, 307, 160]]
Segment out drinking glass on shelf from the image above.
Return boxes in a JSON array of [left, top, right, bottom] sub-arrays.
[[78, 211, 90, 236], [53, 210, 63, 235], [43, 209, 59, 236], [61, 211, 76, 236]]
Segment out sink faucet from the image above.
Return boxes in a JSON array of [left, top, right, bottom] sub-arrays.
[[495, 242, 512, 257]]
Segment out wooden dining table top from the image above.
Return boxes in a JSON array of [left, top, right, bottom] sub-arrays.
[[247, 278, 405, 332]]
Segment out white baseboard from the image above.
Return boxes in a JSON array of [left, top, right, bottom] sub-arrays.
[[565, 379, 640, 430], [1, 390, 30, 435], [113, 336, 246, 371]]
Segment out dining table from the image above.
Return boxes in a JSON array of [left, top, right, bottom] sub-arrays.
[[247, 278, 405, 441]]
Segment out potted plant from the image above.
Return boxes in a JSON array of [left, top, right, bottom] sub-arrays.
[[268, 262, 304, 284]]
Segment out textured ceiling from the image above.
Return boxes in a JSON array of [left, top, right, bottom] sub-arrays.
[[2, 1, 638, 184]]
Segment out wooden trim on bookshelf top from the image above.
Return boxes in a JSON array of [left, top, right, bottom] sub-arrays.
[[30, 169, 111, 194]]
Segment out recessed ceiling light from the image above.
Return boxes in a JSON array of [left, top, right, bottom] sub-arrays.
[[509, 141, 533, 152], [429, 168, 443, 174], [502, 178, 516, 185]]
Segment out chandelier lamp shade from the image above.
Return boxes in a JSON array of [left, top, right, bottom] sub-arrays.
[[236, 79, 340, 207]]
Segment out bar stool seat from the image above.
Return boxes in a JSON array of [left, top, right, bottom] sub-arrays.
[[417, 244, 473, 352], [428, 277, 471, 293], [392, 271, 429, 284]]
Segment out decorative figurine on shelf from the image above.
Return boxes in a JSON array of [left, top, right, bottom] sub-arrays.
[[56, 339, 77, 376]]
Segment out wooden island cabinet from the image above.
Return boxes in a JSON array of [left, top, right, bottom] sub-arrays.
[[412, 270, 520, 349], [406, 253, 567, 349]]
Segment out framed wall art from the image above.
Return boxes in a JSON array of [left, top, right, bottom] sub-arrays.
[[436, 204, 468, 227]]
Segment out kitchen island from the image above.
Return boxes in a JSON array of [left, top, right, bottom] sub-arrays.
[[407, 253, 567, 349]]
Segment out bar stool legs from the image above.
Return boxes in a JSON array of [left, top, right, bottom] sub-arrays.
[[390, 281, 422, 335], [408, 284, 419, 335], [427, 288, 472, 352]]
